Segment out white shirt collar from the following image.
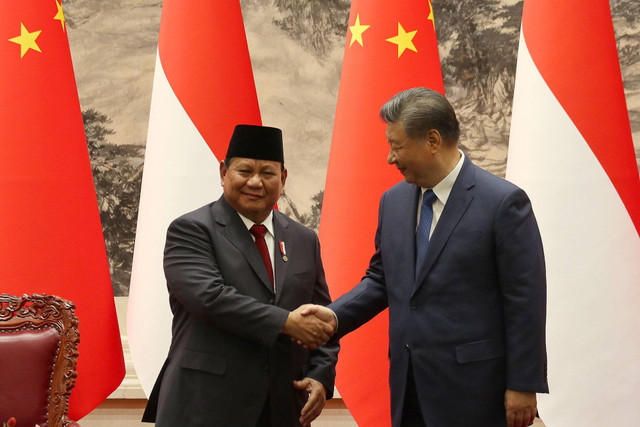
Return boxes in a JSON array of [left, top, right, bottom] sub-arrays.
[[237, 210, 275, 237], [421, 150, 465, 204]]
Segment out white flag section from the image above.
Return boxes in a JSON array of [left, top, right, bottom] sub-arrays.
[[507, 33, 640, 425], [128, 54, 222, 395], [127, 0, 261, 396]]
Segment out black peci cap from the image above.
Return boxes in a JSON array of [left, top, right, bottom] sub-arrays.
[[225, 124, 284, 163]]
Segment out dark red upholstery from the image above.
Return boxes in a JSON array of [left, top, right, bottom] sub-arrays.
[[0, 294, 79, 427], [0, 327, 61, 427]]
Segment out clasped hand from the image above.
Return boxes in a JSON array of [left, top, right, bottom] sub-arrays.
[[282, 304, 337, 349]]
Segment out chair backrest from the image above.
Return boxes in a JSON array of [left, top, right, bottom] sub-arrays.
[[0, 293, 79, 427]]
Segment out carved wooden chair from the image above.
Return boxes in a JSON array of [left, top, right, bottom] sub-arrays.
[[0, 294, 80, 427]]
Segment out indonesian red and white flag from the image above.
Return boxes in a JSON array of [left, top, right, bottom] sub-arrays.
[[127, 0, 261, 395], [0, 0, 124, 419], [506, 0, 640, 424], [319, 1, 444, 425]]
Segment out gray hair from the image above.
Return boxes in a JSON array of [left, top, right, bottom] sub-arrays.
[[379, 87, 460, 143]]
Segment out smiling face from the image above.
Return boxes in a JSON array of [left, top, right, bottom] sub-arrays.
[[386, 121, 437, 187], [220, 157, 287, 224]]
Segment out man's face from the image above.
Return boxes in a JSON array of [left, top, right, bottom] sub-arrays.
[[386, 121, 434, 187], [220, 157, 287, 224]]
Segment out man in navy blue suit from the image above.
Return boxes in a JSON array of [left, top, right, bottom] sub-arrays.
[[305, 88, 548, 427]]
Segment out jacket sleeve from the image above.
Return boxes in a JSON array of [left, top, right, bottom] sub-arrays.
[[305, 232, 340, 399], [495, 187, 548, 393], [329, 192, 390, 339], [164, 215, 289, 348]]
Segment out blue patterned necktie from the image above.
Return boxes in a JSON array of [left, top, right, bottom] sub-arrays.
[[415, 189, 438, 275]]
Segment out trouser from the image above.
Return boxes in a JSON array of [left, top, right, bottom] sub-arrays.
[[255, 393, 272, 427], [401, 362, 427, 427]]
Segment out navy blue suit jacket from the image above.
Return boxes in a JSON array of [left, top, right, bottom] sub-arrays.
[[330, 156, 548, 426]]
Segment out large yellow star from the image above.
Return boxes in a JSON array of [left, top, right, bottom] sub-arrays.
[[349, 14, 370, 47], [9, 23, 42, 58], [54, 0, 66, 32], [427, 0, 435, 32], [386, 23, 418, 58]]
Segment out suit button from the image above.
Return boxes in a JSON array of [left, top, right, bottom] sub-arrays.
[[409, 299, 417, 310], [404, 344, 410, 351], [268, 299, 275, 305]]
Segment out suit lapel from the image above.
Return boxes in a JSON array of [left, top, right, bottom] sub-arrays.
[[273, 212, 291, 304], [215, 197, 275, 294], [414, 157, 476, 292]]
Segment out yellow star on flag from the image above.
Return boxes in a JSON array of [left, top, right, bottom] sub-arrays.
[[349, 14, 370, 47], [427, 0, 436, 32], [54, 0, 66, 32], [9, 23, 42, 58], [386, 23, 418, 58]]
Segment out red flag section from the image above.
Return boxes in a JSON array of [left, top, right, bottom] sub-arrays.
[[319, 1, 443, 425], [0, 0, 124, 419], [522, 0, 640, 235], [158, 0, 261, 158]]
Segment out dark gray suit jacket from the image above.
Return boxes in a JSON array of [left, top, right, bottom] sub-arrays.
[[143, 195, 338, 427], [330, 157, 548, 426]]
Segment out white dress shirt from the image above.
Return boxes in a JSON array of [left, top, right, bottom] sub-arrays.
[[416, 150, 465, 238]]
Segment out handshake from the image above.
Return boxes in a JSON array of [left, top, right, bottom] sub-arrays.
[[282, 304, 337, 349]]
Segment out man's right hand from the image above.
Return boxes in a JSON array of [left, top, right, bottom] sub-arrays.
[[282, 305, 335, 349], [300, 304, 337, 331]]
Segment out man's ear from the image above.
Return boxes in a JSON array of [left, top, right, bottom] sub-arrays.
[[425, 129, 443, 152], [280, 167, 288, 196], [219, 161, 227, 184]]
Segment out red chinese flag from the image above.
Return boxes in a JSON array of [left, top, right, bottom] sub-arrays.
[[0, 0, 124, 419], [319, 1, 444, 425]]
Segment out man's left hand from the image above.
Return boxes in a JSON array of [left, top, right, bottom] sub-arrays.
[[294, 377, 326, 426], [505, 389, 537, 427]]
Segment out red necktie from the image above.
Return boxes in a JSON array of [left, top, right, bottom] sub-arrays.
[[250, 224, 274, 287]]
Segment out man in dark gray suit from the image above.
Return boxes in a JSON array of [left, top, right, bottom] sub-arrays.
[[304, 88, 548, 427], [142, 124, 339, 427]]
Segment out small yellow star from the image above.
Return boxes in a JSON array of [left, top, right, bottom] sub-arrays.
[[54, 0, 66, 32], [427, 0, 435, 32], [9, 23, 42, 58], [349, 14, 370, 47], [386, 23, 418, 58]]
